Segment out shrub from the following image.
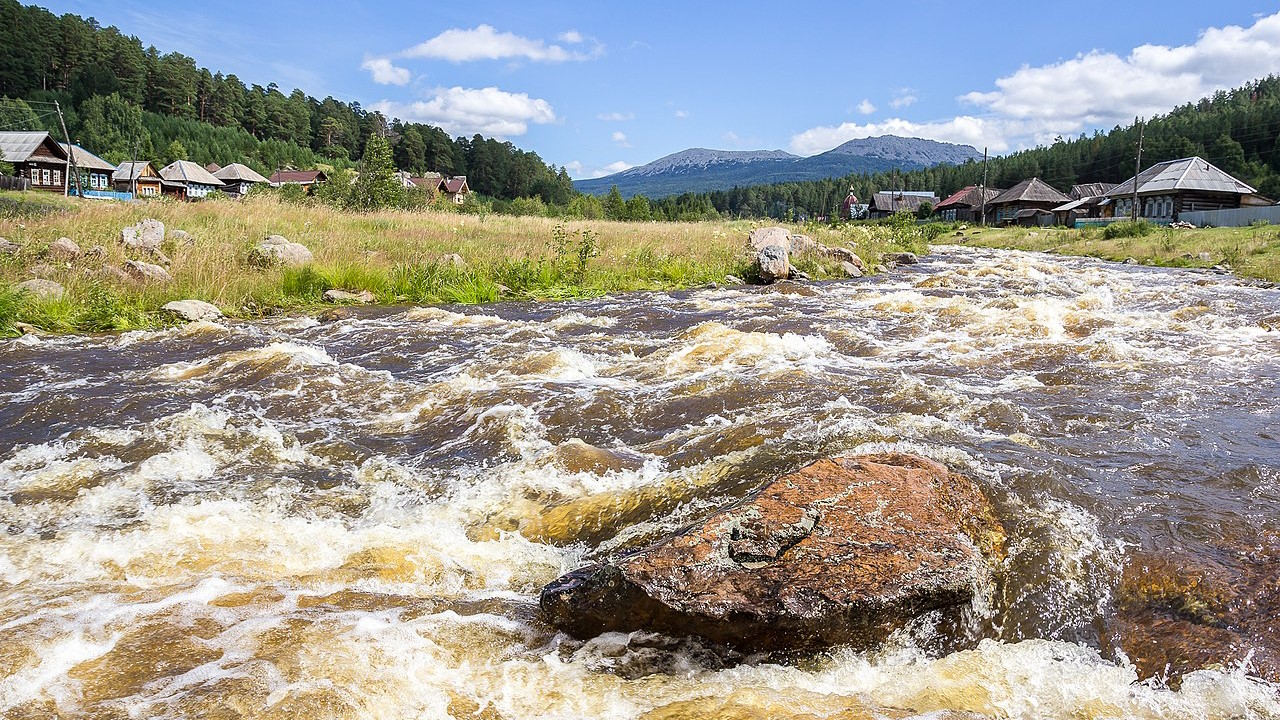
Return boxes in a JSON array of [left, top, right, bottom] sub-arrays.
[[1101, 220, 1155, 239]]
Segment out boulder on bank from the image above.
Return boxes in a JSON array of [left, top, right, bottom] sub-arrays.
[[47, 237, 80, 261], [755, 244, 790, 283], [162, 299, 222, 323], [540, 453, 1006, 653], [881, 251, 919, 265], [13, 278, 64, 301], [748, 226, 793, 253], [123, 259, 172, 284], [121, 219, 165, 252], [249, 234, 314, 268]]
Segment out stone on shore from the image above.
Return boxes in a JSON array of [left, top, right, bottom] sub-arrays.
[[249, 235, 314, 268], [748, 227, 793, 253], [47, 237, 81, 261], [121, 219, 165, 251], [540, 453, 1005, 653], [755, 245, 790, 284], [162, 300, 223, 323], [13, 278, 65, 301], [323, 288, 376, 304], [0, 238, 19, 256], [881, 251, 919, 265], [123, 259, 172, 284], [840, 261, 864, 278]]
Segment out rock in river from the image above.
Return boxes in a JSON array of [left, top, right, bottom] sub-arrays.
[[540, 453, 1006, 652], [162, 299, 223, 323]]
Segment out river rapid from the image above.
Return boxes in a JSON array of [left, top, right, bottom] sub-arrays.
[[2, 246, 1279, 719]]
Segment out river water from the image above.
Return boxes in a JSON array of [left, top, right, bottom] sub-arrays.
[[2, 246, 1278, 719]]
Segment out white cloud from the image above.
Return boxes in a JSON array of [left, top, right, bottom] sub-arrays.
[[566, 160, 633, 180], [371, 87, 556, 138], [361, 57, 410, 86], [402, 24, 600, 63], [559, 30, 584, 44], [889, 89, 917, 109], [674, 109, 688, 119], [611, 131, 631, 147], [961, 10, 1280, 125], [789, 116, 1010, 156], [598, 111, 634, 121], [856, 99, 876, 115]]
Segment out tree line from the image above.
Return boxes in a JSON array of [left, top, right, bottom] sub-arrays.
[[0, 0, 574, 204]]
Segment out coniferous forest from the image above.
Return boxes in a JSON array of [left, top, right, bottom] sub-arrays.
[[2, 0, 1280, 220]]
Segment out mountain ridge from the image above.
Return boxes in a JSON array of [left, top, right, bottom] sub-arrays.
[[575, 135, 983, 198]]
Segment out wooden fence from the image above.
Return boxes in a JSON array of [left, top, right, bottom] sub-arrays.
[[0, 175, 31, 191]]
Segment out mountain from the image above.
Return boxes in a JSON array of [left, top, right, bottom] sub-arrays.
[[575, 136, 983, 198]]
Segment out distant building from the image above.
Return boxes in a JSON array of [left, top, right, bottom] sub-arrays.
[[1104, 157, 1259, 221], [934, 185, 1003, 223], [0, 131, 69, 194], [213, 163, 269, 198], [60, 143, 116, 195], [1052, 183, 1115, 226], [839, 190, 860, 220], [114, 161, 162, 198], [268, 169, 328, 192], [988, 177, 1070, 226], [867, 190, 938, 219], [159, 160, 225, 200], [441, 175, 469, 204]]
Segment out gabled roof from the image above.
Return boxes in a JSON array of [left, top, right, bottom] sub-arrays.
[[160, 160, 224, 186], [59, 143, 116, 172], [213, 162, 268, 183], [869, 190, 938, 213], [989, 177, 1070, 205], [442, 176, 468, 193], [1106, 156, 1255, 197], [114, 161, 158, 181], [269, 169, 327, 184], [935, 185, 1003, 210], [0, 131, 67, 163], [1069, 182, 1114, 200]]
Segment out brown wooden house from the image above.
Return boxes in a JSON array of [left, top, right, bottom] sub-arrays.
[[268, 169, 328, 193], [0, 131, 69, 194], [213, 163, 269, 198], [1104, 157, 1257, 221], [934, 185, 1003, 223], [61, 143, 116, 195], [867, 191, 938, 219], [988, 177, 1070, 226], [114, 161, 163, 198]]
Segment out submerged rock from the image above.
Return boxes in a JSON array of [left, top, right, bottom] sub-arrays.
[[162, 299, 223, 322], [755, 245, 790, 284], [540, 453, 1005, 652], [881, 251, 919, 265], [13, 278, 65, 301]]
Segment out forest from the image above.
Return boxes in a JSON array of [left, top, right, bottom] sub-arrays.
[[0, 0, 575, 205]]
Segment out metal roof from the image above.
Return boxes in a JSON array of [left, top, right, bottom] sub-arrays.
[[59, 143, 116, 172], [213, 162, 268, 183], [869, 190, 938, 213], [160, 160, 224, 186], [114, 161, 158, 181], [935, 185, 1003, 209], [0, 131, 67, 163], [1069, 182, 1114, 200], [989, 177, 1070, 205], [269, 169, 327, 184], [1106, 156, 1255, 197]]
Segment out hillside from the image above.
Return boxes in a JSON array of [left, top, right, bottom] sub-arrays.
[[575, 136, 983, 198]]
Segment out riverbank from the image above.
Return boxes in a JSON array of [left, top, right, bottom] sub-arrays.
[[0, 193, 924, 335], [964, 222, 1280, 283]]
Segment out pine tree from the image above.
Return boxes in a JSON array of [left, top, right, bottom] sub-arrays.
[[349, 132, 404, 210]]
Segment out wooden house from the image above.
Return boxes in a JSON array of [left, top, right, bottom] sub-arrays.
[[268, 169, 328, 192], [1051, 182, 1116, 226], [0, 131, 69, 194], [114, 161, 163, 198], [934, 185, 1003, 223], [1104, 157, 1257, 221], [159, 160, 225, 200], [867, 191, 938, 219], [441, 175, 469, 204], [60, 143, 116, 195], [213, 163, 269, 198], [988, 178, 1069, 226]]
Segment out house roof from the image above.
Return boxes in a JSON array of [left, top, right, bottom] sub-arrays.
[[989, 177, 1070, 205], [1052, 198, 1094, 213], [114, 161, 158, 181], [1014, 208, 1053, 218], [0, 131, 67, 163], [160, 160, 224, 186], [1069, 182, 1114, 200], [935, 185, 1003, 210], [1106, 156, 1256, 197], [869, 190, 938, 213], [269, 169, 327, 184], [59, 143, 116, 172], [213, 162, 268, 183], [442, 176, 468, 193]]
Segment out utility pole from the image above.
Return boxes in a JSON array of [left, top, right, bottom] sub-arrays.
[[129, 135, 139, 197], [54, 101, 82, 198], [980, 146, 989, 226], [1131, 119, 1144, 222]]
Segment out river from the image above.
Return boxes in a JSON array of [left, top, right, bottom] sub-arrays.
[[2, 246, 1278, 719]]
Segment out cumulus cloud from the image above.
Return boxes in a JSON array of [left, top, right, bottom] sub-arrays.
[[402, 25, 600, 63], [565, 159, 633, 180], [558, 30, 584, 43], [371, 87, 556, 138], [856, 99, 876, 115], [789, 117, 1013, 156], [673, 109, 689, 119], [889, 89, 917, 109], [361, 57, 410, 86], [611, 131, 631, 147], [961, 10, 1280, 125], [598, 111, 634, 121]]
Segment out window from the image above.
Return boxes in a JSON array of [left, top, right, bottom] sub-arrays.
[[52, 170, 61, 186], [41, 169, 51, 185]]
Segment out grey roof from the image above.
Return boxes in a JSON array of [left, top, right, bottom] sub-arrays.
[[0, 131, 67, 163], [59, 143, 116, 172], [160, 160, 224, 186], [990, 177, 1070, 205], [935, 185, 1003, 210], [1052, 198, 1092, 213], [869, 190, 938, 213], [1069, 182, 1114, 200], [213, 162, 268, 183], [114, 161, 158, 182], [1106, 156, 1255, 197]]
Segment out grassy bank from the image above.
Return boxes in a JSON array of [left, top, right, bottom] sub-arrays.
[[0, 193, 923, 335], [963, 221, 1280, 282]]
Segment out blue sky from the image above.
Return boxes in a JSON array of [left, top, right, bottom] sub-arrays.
[[37, 1, 1280, 178]]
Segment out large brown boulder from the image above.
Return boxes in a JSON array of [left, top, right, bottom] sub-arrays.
[[540, 453, 1005, 652]]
